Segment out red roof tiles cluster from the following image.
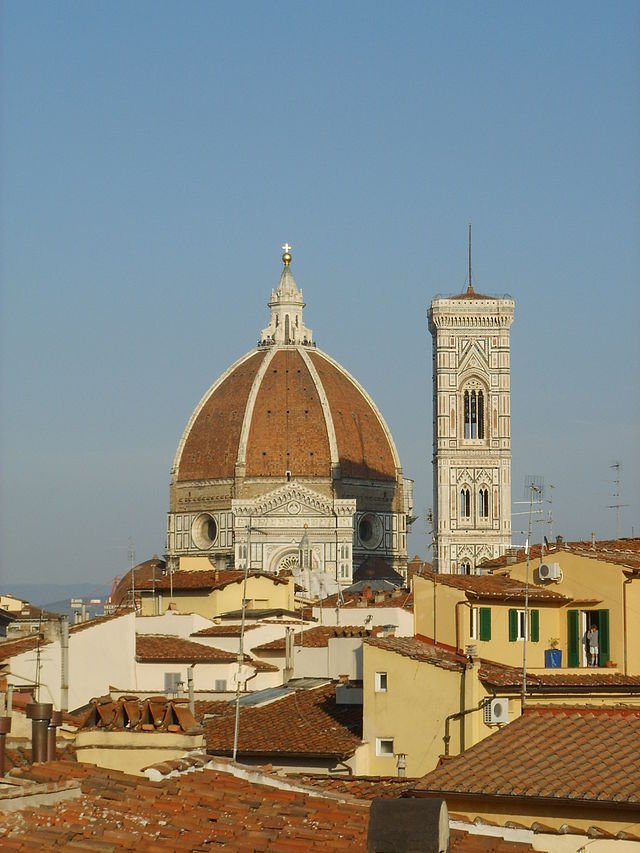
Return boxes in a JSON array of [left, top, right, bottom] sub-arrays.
[[367, 635, 640, 692], [253, 625, 386, 652], [317, 588, 413, 610], [135, 634, 278, 671], [481, 537, 640, 571], [136, 634, 238, 663], [0, 759, 370, 851], [204, 682, 362, 759], [423, 569, 571, 602], [136, 569, 289, 592], [77, 696, 202, 734], [411, 705, 640, 808]]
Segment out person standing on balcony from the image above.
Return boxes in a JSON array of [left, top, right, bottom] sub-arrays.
[[588, 624, 599, 667]]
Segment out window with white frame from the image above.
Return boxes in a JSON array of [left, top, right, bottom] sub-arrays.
[[515, 609, 527, 640], [376, 737, 394, 757], [469, 607, 478, 640], [375, 672, 388, 692]]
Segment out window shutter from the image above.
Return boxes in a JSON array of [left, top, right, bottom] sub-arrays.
[[530, 609, 539, 642], [508, 609, 517, 642], [598, 609, 610, 666], [479, 607, 491, 641], [567, 609, 580, 667]]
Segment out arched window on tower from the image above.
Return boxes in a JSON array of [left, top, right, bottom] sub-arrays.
[[460, 488, 471, 519], [478, 487, 489, 519], [464, 389, 485, 439], [460, 560, 472, 575]]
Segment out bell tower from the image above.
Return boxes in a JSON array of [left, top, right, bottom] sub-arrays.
[[428, 232, 515, 573]]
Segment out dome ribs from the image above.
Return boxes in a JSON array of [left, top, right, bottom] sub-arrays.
[[308, 351, 397, 481], [246, 349, 331, 477], [177, 351, 267, 481]]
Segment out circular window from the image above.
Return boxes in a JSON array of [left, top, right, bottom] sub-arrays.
[[358, 513, 384, 550], [191, 513, 218, 550]]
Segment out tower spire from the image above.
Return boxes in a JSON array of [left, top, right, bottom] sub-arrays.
[[467, 223, 474, 295]]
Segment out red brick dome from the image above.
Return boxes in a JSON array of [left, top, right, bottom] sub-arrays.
[[173, 346, 399, 484]]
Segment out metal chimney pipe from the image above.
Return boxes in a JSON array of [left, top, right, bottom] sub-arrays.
[[0, 716, 12, 776], [47, 710, 63, 762], [26, 702, 53, 763]]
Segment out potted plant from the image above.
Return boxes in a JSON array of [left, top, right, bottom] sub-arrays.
[[544, 638, 562, 668]]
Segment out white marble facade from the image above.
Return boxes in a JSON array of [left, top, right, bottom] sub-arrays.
[[428, 289, 515, 573]]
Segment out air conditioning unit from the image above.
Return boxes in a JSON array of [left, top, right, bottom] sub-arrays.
[[539, 562, 562, 582], [484, 697, 509, 725]]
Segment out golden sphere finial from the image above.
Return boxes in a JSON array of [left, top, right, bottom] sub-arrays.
[[281, 242, 292, 266]]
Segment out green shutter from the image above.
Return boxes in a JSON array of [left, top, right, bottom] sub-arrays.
[[567, 609, 580, 667], [530, 609, 539, 642], [479, 607, 491, 641], [598, 610, 610, 666], [508, 609, 517, 642]]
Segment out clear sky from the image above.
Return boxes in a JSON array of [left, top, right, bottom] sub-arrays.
[[1, 2, 639, 586]]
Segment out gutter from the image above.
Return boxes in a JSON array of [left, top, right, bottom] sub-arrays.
[[407, 788, 640, 813]]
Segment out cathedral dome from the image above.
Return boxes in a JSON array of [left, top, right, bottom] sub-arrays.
[[167, 247, 412, 585], [174, 346, 399, 484]]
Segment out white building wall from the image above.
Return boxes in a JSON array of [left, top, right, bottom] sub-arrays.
[[6, 612, 137, 711], [311, 605, 414, 637]]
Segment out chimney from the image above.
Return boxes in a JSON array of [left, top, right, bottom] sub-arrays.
[[26, 702, 53, 763], [47, 710, 63, 762]]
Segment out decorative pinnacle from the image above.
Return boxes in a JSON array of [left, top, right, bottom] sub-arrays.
[[282, 243, 292, 266]]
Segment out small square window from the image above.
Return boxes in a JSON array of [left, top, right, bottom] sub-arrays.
[[375, 672, 388, 692], [376, 737, 394, 756]]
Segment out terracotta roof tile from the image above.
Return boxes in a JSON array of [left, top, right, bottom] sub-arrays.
[[318, 588, 413, 610], [0, 635, 48, 661], [367, 635, 640, 692], [137, 569, 288, 592], [77, 696, 202, 734], [0, 759, 370, 850], [411, 706, 640, 806], [69, 608, 134, 634], [204, 682, 362, 759], [253, 625, 386, 651], [481, 537, 640, 571], [365, 636, 467, 672], [190, 624, 260, 637], [423, 569, 570, 602], [135, 634, 279, 673]]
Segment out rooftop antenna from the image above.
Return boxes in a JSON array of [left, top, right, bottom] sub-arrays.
[[607, 462, 628, 540]]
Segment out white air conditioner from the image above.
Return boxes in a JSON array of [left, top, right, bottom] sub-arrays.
[[539, 562, 562, 582], [484, 697, 509, 725]]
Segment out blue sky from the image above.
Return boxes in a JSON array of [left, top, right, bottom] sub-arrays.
[[2, 2, 639, 586]]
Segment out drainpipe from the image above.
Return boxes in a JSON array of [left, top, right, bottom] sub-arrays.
[[0, 716, 11, 776], [60, 616, 69, 713], [454, 599, 473, 654], [432, 573, 437, 644], [623, 572, 638, 675], [443, 696, 487, 757], [187, 666, 195, 716]]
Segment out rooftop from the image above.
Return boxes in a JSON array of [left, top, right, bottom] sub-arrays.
[[204, 681, 363, 759], [137, 569, 289, 593], [253, 625, 387, 652], [482, 537, 640, 572], [135, 634, 277, 670], [411, 705, 640, 807], [422, 570, 572, 603]]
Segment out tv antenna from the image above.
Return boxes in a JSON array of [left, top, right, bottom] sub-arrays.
[[607, 462, 628, 540]]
